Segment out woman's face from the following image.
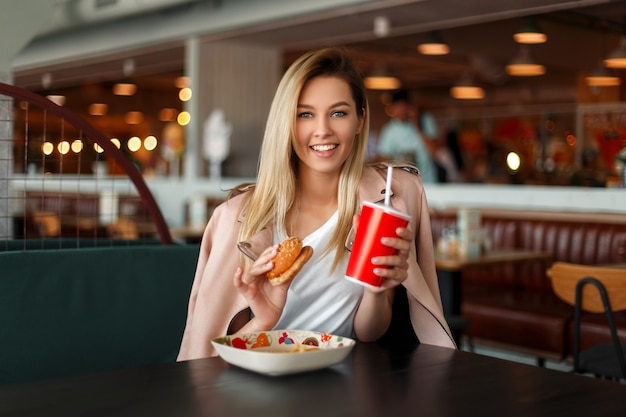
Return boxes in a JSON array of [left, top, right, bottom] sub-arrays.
[[293, 75, 364, 176]]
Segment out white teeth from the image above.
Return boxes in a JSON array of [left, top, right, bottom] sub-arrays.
[[311, 144, 337, 151]]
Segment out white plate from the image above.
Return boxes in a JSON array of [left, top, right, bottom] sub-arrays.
[[211, 329, 355, 376]]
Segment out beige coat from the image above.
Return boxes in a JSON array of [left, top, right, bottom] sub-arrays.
[[177, 163, 455, 361]]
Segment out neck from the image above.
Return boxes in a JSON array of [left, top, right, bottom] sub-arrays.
[[286, 168, 339, 238], [296, 168, 339, 206]]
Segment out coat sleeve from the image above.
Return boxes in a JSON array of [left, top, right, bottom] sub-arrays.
[[177, 197, 251, 361], [396, 168, 456, 349]]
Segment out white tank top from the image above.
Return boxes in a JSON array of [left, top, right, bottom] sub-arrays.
[[272, 211, 364, 338]]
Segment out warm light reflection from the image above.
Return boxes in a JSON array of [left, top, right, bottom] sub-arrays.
[[506, 63, 546, 76], [89, 103, 108, 116], [42, 142, 54, 155], [111, 138, 121, 149], [175, 76, 190, 88], [144, 135, 158, 151], [71, 140, 83, 153], [128, 136, 142, 152], [113, 82, 137, 96], [159, 108, 178, 122], [177, 111, 191, 126], [125, 111, 144, 124], [364, 76, 401, 90], [507, 152, 521, 172], [58, 141, 70, 155], [94, 143, 104, 153], [450, 86, 485, 100], [513, 32, 547, 44], [417, 43, 450, 55], [179, 87, 192, 101], [46, 94, 66, 106]]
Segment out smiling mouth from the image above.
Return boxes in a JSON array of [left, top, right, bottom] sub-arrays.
[[310, 144, 338, 151]]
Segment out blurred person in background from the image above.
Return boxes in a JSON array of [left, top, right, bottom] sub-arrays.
[[376, 90, 438, 184]]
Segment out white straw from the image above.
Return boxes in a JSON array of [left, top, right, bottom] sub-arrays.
[[384, 165, 393, 206]]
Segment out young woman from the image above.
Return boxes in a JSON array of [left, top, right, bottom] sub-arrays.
[[177, 47, 455, 361]]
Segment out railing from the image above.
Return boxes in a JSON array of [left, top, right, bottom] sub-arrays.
[[0, 82, 173, 245]]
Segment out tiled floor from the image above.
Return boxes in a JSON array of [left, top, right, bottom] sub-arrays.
[[460, 342, 626, 384]]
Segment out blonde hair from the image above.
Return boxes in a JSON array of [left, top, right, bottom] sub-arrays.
[[237, 47, 370, 270]]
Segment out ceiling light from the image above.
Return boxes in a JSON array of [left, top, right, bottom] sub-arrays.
[[41, 73, 66, 106], [513, 17, 547, 44], [364, 75, 401, 90], [417, 31, 450, 55], [46, 94, 66, 106], [506, 47, 545, 76], [585, 62, 621, 87], [144, 135, 158, 151], [364, 65, 401, 90], [113, 82, 137, 96], [114, 58, 137, 95], [125, 111, 144, 124], [159, 108, 178, 121], [128, 136, 142, 152], [71, 140, 83, 153], [58, 141, 70, 155], [604, 37, 626, 69], [450, 74, 485, 99], [88, 103, 108, 116], [175, 76, 190, 88], [179, 87, 192, 101]]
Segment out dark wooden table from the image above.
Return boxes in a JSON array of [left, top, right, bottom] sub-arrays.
[[436, 249, 552, 343], [1, 342, 625, 416], [436, 249, 553, 316]]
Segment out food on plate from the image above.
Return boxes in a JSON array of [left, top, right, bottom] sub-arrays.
[[266, 237, 313, 285], [290, 344, 321, 353]]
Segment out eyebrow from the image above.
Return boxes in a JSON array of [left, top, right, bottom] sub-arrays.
[[297, 101, 352, 109]]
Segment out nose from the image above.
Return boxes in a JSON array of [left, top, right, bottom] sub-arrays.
[[314, 117, 332, 137]]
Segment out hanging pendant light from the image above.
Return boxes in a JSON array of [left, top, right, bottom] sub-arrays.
[[41, 72, 66, 106], [506, 47, 546, 76], [450, 73, 485, 99], [364, 64, 401, 90], [113, 59, 137, 96], [604, 36, 626, 69], [585, 62, 621, 87], [513, 17, 547, 44], [417, 31, 450, 55]]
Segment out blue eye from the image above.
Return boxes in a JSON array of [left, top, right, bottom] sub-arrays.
[[297, 112, 313, 118], [331, 111, 347, 118]]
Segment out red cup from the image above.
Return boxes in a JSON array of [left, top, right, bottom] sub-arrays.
[[345, 201, 411, 287]]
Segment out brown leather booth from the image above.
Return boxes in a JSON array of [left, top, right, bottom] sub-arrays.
[[430, 208, 626, 361]]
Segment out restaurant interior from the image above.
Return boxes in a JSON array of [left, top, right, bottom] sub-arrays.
[[1, 0, 625, 391], [9, 0, 626, 188]]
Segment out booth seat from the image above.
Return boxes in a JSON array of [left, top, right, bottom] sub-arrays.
[[0, 244, 199, 384], [430, 208, 626, 361]]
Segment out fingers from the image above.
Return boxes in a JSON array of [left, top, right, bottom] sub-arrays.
[[233, 266, 243, 288], [370, 224, 413, 286], [234, 244, 279, 287]]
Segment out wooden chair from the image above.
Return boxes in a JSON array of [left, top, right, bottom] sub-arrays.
[[549, 262, 626, 381]]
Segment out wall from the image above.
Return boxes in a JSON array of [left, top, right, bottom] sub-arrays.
[[198, 41, 280, 178]]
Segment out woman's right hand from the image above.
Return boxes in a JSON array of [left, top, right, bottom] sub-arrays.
[[233, 244, 289, 331]]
